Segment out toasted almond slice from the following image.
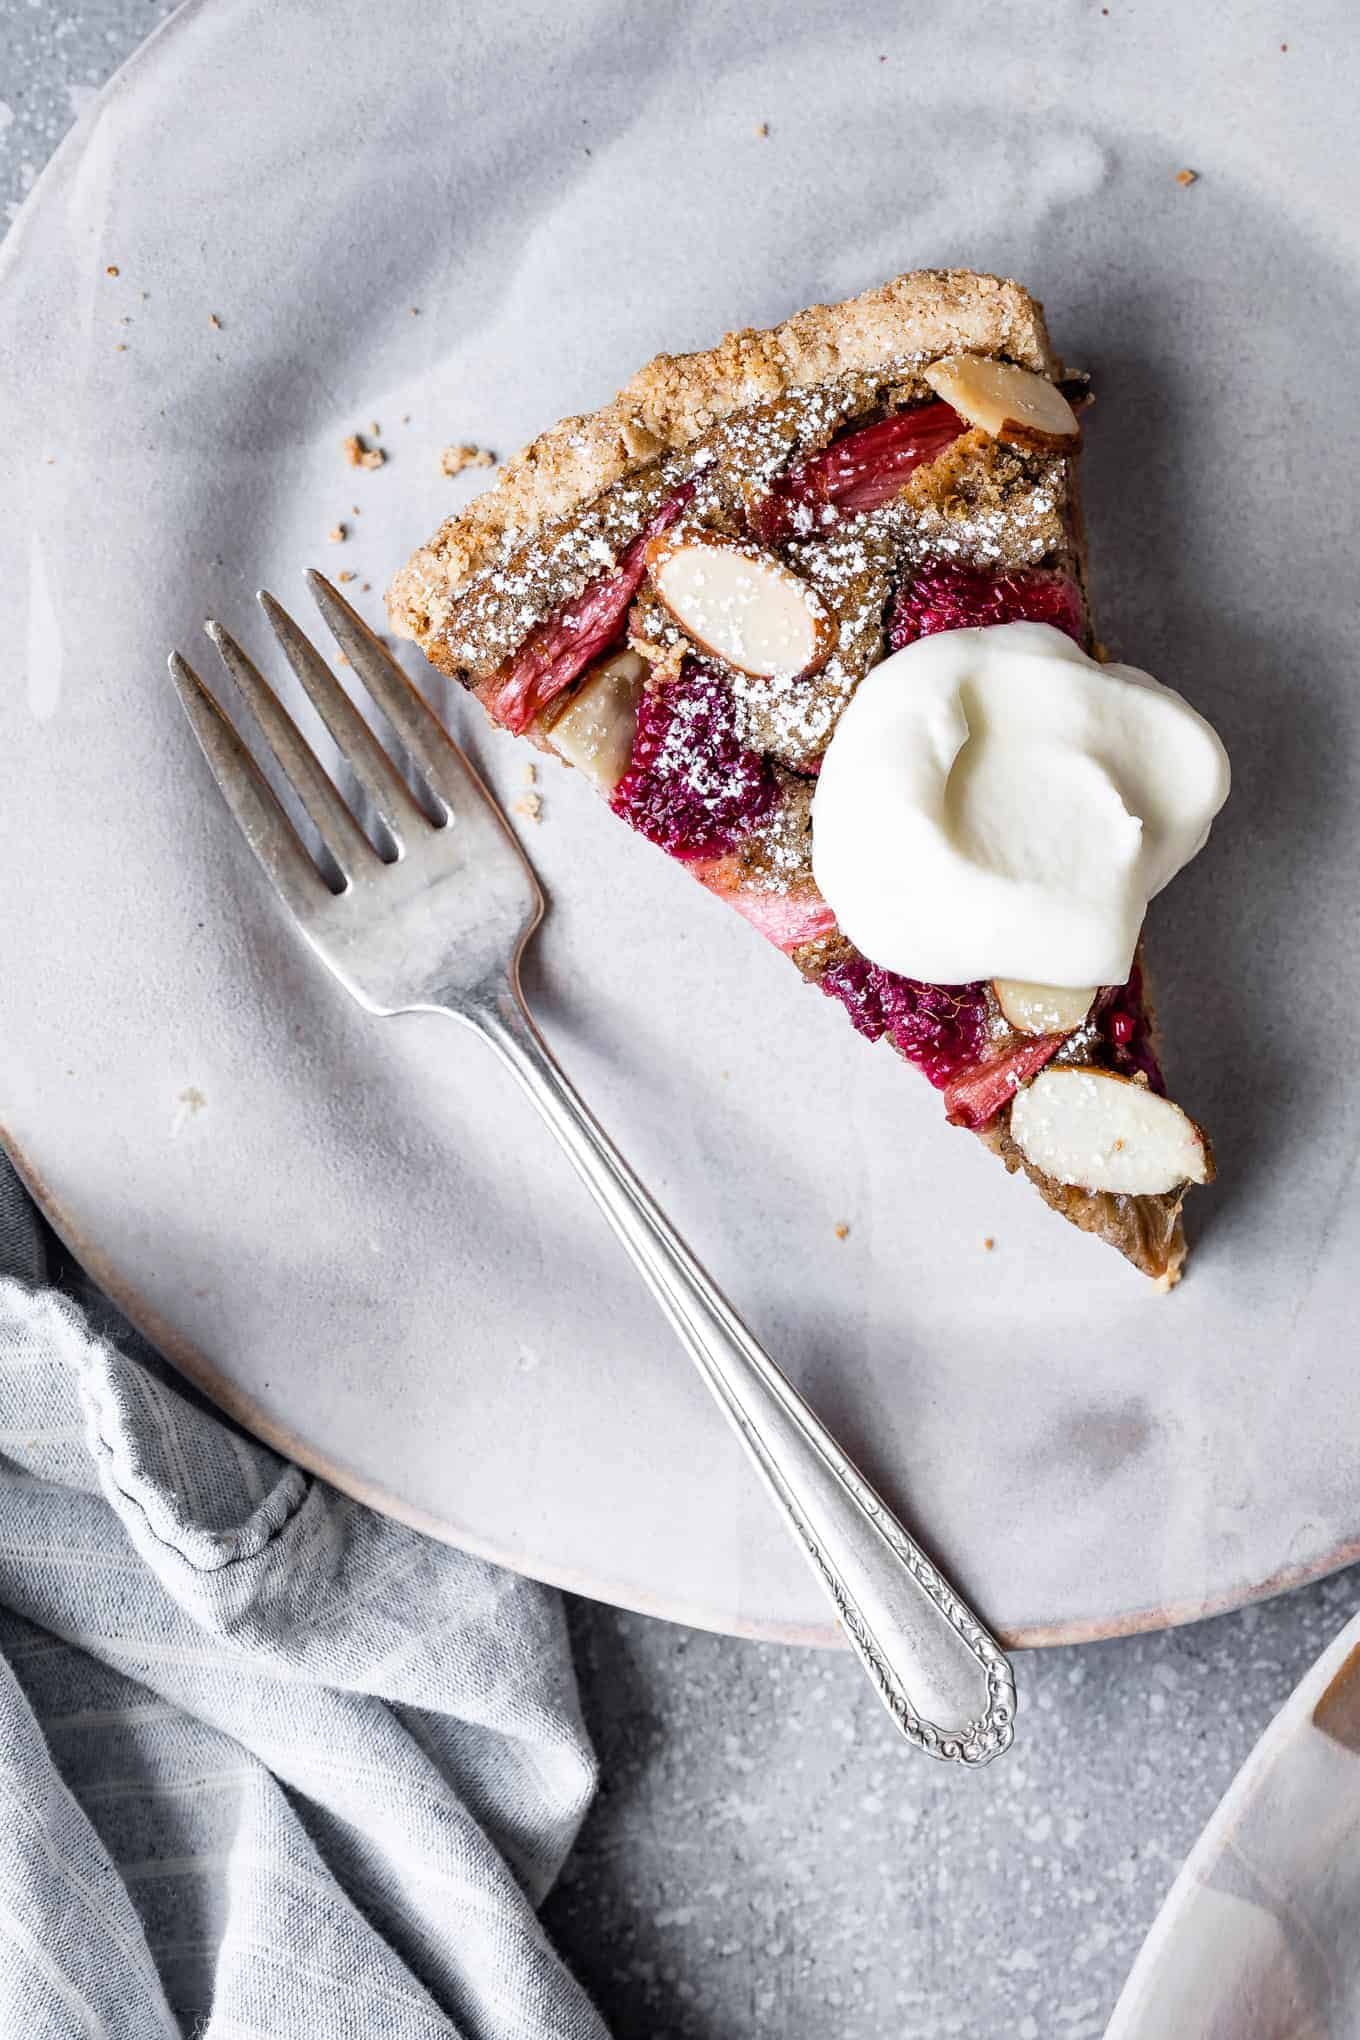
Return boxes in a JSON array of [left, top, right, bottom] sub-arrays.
[[1010, 1068, 1209, 1196], [993, 979, 1095, 1036], [922, 355, 1080, 451], [544, 649, 645, 793], [646, 529, 835, 680]]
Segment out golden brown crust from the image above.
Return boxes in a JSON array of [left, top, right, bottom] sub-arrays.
[[388, 269, 1058, 645]]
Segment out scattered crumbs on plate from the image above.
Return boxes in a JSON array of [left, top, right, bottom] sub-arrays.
[[360, 580, 372, 592], [336, 651, 351, 667], [45, 455, 55, 464], [1175, 167, 1198, 186], [512, 790, 542, 823], [834, 1222, 850, 1241], [753, 120, 769, 138], [440, 442, 495, 477], [983, 1236, 996, 1252], [208, 311, 222, 329], [521, 762, 538, 787], [408, 305, 420, 316], [1281, 40, 1288, 50], [351, 503, 361, 515], [400, 412, 411, 425], [369, 420, 380, 436], [115, 342, 127, 353], [337, 569, 357, 583], [343, 432, 386, 470], [328, 522, 347, 543], [105, 263, 119, 276]]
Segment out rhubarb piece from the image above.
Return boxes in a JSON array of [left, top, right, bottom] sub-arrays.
[[488, 486, 693, 734], [923, 355, 1079, 450], [747, 402, 964, 544], [1010, 1069, 1211, 1195], [646, 530, 835, 679], [944, 1036, 1067, 1130]]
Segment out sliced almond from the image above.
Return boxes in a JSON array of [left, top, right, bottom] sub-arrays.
[[544, 649, 644, 794], [646, 529, 835, 680], [1010, 1068, 1209, 1197], [993, 979, 1095, 1037], [923, 355, 1080, 451]]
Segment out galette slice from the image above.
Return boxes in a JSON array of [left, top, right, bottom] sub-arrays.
[[389, 269, 1228, 1285]]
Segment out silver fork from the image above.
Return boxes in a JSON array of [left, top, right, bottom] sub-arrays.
[[168, 572, 1017, 1764]]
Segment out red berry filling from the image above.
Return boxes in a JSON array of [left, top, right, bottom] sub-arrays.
[[488, 485, 694, 734], [888, 561, 1085, 651], [748, 401, 964, 544], [815, 950, 988, 1090], [610, 664, 778, 860], [1099, 964, 1165, 1093]]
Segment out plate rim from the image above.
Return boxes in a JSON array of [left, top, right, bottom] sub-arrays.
[[11, 1118, 1360, 1651]]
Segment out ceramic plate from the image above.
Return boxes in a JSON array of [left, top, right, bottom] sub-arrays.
[[1109, 1603, 1360, 2037], [2, 0, 1358, 1645]]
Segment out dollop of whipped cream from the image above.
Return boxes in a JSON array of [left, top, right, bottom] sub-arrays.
[[810, 623, 1230, 988]]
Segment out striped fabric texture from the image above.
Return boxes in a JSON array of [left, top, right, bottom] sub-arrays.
[[0, 1152, 608, 2040]]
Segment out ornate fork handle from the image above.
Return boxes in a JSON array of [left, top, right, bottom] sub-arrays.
[[464, 973, 1016, 1765]]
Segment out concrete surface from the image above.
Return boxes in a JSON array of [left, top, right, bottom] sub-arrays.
[[4, 7, 1356, 2035]]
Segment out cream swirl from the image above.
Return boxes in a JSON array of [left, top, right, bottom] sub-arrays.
[[810, 622, 1230, 989]]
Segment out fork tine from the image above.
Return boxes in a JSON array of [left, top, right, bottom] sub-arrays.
[[258, 591, 420, 849], [204, 622, 378, 879], [167, 652, 329, 921], [305, 570, 470, 811]]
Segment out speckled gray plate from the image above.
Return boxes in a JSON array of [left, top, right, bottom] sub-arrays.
[[1, 0, 1357, 1646], [1109, 1603, 1360, 2037]]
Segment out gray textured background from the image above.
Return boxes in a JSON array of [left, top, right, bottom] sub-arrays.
[[2, 6, 1354, 2036]]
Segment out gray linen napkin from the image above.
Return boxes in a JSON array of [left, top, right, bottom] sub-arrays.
[[0, 1150, 608, 2040]]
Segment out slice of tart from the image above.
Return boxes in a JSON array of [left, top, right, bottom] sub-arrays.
[[389, 269, 1229, 1284]]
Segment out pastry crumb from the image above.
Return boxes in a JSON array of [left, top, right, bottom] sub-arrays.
[[343, 433, 386, 470], [753, 121, 769, 138], [337, 569, 357, 583], [440, 442, 496, 477], [408, 305, 420, 316], [360, 581, 371, 592], [834, 1222, 850, 1241], [521, 762, 538, 787], [512, 791, 542, 823], [1174, 167, 1198, 187], [983, 1236, 995, 1252], [105, 264, 119, 277], [328, 522, 347, 543], [115, 342, 127, 353], [208, 311, 222, 329]]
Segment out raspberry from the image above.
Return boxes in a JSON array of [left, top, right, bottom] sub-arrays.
[[888, 562, 1085, 651], [748, 402, 964, 544], [1099, 965, 1166, 1093], [489, 485, 694, 733], [610, 664, 778, 859], [816, 949, 988, 1089]]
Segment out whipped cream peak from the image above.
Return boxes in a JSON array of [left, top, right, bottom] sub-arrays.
[[810, 622, 1230, 989]]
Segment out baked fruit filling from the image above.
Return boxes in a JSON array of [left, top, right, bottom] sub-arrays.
[[390, 271, 1227, 1285]]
